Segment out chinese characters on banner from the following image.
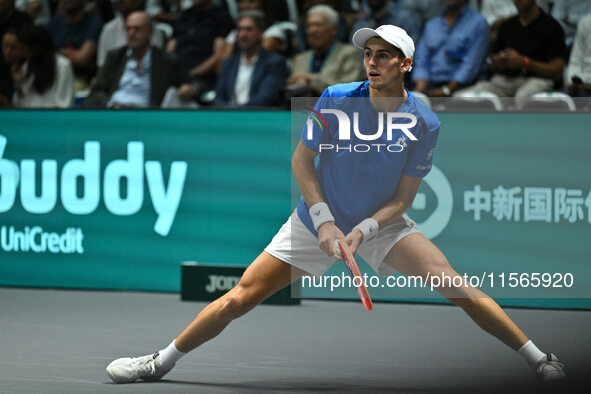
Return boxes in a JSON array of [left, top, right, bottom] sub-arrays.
[[464, 185, 591, 223]]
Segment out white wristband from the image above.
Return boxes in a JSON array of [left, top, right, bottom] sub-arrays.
[[309, 202, 335, 231], [353, 218, 379, 243]]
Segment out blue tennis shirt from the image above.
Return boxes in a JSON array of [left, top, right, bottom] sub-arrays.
[[296, 80, 441, 236]]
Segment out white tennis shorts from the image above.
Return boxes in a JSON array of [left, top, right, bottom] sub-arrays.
[[264, 210, 421, 277]]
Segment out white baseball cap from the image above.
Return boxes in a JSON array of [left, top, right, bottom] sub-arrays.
[[352, 25, 415, 59]]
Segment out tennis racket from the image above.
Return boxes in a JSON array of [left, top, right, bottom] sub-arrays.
[[337, 239, 373, 311]]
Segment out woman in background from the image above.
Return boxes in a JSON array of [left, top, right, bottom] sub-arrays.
[[11, 24, 74, 107]]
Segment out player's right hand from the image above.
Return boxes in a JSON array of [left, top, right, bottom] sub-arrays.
[[317, 222, 345, 260]]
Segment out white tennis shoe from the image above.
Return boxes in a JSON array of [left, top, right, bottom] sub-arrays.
[[535, 353, 565, 382], [106, 352, 174, 383]]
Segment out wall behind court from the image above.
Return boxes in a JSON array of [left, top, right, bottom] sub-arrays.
[[0, 110, 589, 308]]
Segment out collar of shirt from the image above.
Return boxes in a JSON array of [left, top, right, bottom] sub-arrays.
[[310, 41, 336, 73], [126, 47, 152, 73], [240, 52, 259, 66]]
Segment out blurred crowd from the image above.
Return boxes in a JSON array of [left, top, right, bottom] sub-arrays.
[[1, 0, 590, 109]]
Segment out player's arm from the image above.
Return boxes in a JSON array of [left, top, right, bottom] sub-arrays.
[[292, 141, 344, 259], [345, 174, 422, 253], [291, 140, 321, 206], [61, 41, 97, 68], [371, 174, 422, 228]]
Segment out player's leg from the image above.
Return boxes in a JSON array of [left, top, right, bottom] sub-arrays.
[[174, 251, 307, 352], [383, 232, 565, 381], [383, 233, 527, 349], [106, 251, 307, 383]]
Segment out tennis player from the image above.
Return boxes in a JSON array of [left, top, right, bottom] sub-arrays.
[[106, 25, 565, 384]]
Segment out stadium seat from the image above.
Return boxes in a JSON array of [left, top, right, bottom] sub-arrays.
[[521, 92, 577, 112], [410, 91, 432, 108], [446, 90, 503, 111]]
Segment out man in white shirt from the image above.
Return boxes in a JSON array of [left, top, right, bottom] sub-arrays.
[[97, 0, 164, 68], [214, 10, 288, 107], [567, 13, 591, 97]]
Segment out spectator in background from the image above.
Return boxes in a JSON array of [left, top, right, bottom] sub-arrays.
[[455, 0, 565, 105], [53, 0, 114, 23], [167, 0, 233, 98], [147, 0, 191, 25], [287, 5, 363, 96], [402, 0, 444, 33], [480, 0, 518, 25], [478, 0, 518, 44], [97, 0, 164, 68], [215, 10, 288, 107], [85, 11, 194, 108], [477, 0, 555, 26], [1, 0, 30, 105], [219, 0, 297, 65], [10, 24, 74, 107], [351, 0, 419, 44], [412, 0, 489, 97], [566, 14, 591, 98], [47, 0, 102, 90], [16, 0, 51, 25], [479, 0, 556, 44], [296, 0, 351, 52], [551, 0, 591, 50], [1, 29, 23, 105], [1, 0, 31, 39]]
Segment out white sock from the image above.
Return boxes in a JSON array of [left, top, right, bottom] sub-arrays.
[[518, 340, 546, 366], [157, 340, 186, 368]]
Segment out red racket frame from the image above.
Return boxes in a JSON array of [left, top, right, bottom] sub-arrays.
[[338, 240, 373, 311]]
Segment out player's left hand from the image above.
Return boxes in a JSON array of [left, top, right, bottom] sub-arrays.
[[344, 229, 363, 256]]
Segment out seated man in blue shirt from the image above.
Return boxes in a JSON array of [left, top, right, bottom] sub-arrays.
[[351, 0, 419, 44], [46, 0, 103, 89], [214, 10, 288, 107], [412, 0, 489, 97], [85, 11, 195, 108]]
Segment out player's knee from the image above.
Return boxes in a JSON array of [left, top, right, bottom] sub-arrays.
[[220, 286, 259, 320], [423, 258, 473, 297], [422, 256, 453, 282]]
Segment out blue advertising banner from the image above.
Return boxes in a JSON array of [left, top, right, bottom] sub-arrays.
[[1, 110, 590, 308]]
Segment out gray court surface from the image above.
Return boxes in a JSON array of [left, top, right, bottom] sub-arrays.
[[0, 287, 588, 394]]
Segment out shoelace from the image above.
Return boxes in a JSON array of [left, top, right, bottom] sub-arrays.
[[130, 355, 157, 378], [537, 357, 565, 379]]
